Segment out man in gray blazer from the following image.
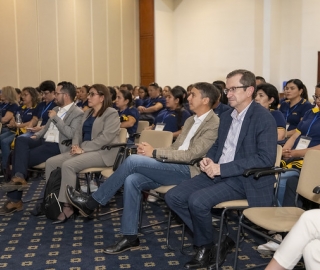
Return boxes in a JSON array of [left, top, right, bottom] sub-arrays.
[[0, 81, 83, 215], [67, 82, 220, 253]]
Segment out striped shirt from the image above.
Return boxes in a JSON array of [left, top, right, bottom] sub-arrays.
[[218, 102, 252, 164]]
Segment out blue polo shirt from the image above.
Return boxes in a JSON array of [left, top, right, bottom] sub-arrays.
[[119, 107, 140, 140], [154, 108, 191, 133], [213, 102, 231, 117], [1, 103, 19, 124], [279, 99, 313, 131], [17, 105, 37, 123], [33, 101, 57, 126], [76, 100, 89, 109], [293, 107, 320, 148], [142, 96, 166, 118], [270, 110, 286, 129]]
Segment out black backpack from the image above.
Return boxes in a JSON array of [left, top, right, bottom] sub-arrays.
[[41, 167, 62, 220]]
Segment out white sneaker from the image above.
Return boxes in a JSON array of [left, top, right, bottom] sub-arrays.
[[257, 234, 282, 254], [147, 190, 159, 202], [80, 181, 98, 193]]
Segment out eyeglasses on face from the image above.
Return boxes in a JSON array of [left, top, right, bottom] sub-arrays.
[[41, 91, 51, 96], [87, 92, 100, 97], [223, 86, 249, 95], [55, 92, 65, 96], [313, 95, 320, 101]]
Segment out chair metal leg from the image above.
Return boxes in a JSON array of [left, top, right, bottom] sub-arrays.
[[233, 213, 245, 270], [216, 207, 229, 270]]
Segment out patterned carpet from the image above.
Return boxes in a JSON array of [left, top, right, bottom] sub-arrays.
[[0, 177, 280, 270]]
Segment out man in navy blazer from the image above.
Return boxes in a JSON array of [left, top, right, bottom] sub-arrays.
[[165, 69, 278, 269]]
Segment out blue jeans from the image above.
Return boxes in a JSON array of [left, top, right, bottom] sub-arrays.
[[277, 170, 300, 206], [0, 130, 16, 169], [92, 154, 190, 235]]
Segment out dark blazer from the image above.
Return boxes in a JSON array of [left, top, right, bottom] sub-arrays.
[[206, 101, 278, 207]]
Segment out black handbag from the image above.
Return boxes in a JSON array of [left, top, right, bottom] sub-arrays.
[[113, 146, 132, 171]]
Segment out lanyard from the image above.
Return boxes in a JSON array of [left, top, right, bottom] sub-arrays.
[[41, 101, 53, 119], [306, 113, 320, 136], [1, 103, 9, 110], [162, 110, 172, 122], [147, 99, 154, 107], [22, 108, 31, 117], [59, 111, 67, 119], [286, 102, 300, 121]]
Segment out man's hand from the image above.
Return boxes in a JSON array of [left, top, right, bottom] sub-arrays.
[[137, 142, 154, 157], [48, 110, 57, 118], [70, 145, 83, 155], [200, 157, 220, 178]]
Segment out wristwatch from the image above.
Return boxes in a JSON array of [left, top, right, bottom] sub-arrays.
[[152, 149, 157, 158]]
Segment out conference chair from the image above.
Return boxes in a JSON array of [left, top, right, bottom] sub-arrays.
[[233, 149, 320, 269]]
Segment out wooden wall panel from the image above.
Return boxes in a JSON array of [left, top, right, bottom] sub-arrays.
[[37, 0, 59, 82], [139, 0, 154, 86], [75, 0, 93, 86], [16, 0, 39, 87], [318, 51, 320, 83], [107, 0, 122, 86], [57, 0, 76, 83], [92, 0, 108, 85], [0, 1, 18, 86]]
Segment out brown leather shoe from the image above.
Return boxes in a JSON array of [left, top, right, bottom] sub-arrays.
[[0, 200, 23, 215], [1, 177, 28, 192]]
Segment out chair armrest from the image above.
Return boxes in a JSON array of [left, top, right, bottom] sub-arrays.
[[243, 167, 274, 177], [313, 185, 320, 194], [101, 143, 135, 150], [155, 157, 203, 166], [131, 132, 141, 139], [61, 139, 72, 146], [253, 167, 299, 180]]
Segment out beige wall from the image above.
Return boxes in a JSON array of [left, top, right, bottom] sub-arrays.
[[0, 0, 140, 89], [155, 0, 320, 95]]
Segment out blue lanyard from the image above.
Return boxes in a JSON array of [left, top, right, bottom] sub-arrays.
[[59, 111, 67, 119], [1, 103, 9, 110], [22, 108, 31, 117], [41, 101, 53, 119], [306, 113, 320, 136], [286, 102, 300, 121], [147, 99, 154, 107]]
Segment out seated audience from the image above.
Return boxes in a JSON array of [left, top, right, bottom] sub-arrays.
[[116, 89, 139, 143], [0, 87, 39, 173], [213, 80, 228, 105], [279, 79, 312, 137], [137, 82, 166, 124], [147, 86, 191, 138], [266, 210, 320, 270], [76, 85, 90, 111], [135, 86, 149, 107], [0, 81, 83, 215], [212, 83, 230, 117], [45, 84, 120, 223], [255, 76, 266, 85], [24, 80, 57, 136], [165, 69, 278, 269], [162, 85, 171, 97], [0, 86, 19, 134], [255, 83, 286, 142], [132, 85, 140, 100], [66, 82, 220, 255]]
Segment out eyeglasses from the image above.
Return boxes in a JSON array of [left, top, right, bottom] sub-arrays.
[[41, 91, 51, 96], [313, 95, 320, 101], [223, 86, 249, 95], [87, 92, 100, 97], [55, 92, 65, 96]]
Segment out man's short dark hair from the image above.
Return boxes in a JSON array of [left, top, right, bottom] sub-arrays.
[[57, 81, 76, 100], [227, 69, 256, 99], [192, 82, 220, 108], [39, 80, 56, 92], [255, 76, 266, 83]]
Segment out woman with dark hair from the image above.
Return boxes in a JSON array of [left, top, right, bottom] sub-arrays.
[[212, 83, 230, 117], [116, 89, 139, 143], [255, 83, 286, 142], [162, 85, 171, 97], [135, 86, 149, 107], [76, 85, 90, 111], [213, 80, 228, 105], [1, 86, 20, 133], [108, 86, 118, 109], [279, 79, 312, 137], [147, 86, 191, 138], [45, 84, 120, 223], [0, 87, 39, 172]]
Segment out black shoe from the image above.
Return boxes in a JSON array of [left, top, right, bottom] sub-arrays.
[[103, 237, 140, 254], [184, 245, 212, 269], [66, 185, 94, 217], [207, 236, 235, 270], [29, 203, 45, 217]]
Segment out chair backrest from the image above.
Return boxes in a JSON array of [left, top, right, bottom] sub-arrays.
[[275, 145, 282, 167], [119, 128, 127, 143], [139, 130, 173, 148], [296, 150, 320, 204], [135, 121, 150, 143]]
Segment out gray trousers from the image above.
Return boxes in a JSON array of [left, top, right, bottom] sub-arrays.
[[45, 151, 106, 203]]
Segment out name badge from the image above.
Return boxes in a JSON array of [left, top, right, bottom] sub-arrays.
[[37, 119, 42, 127], [155, 123, 166, 131], [295, 136, 311, 150], [286, 123, 290, 131], [45, 129, 58, 142]]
